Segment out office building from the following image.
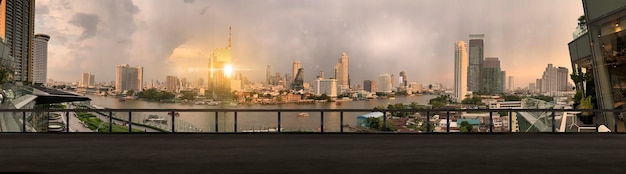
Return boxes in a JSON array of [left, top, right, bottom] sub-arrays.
[[334, 52, 349, 89], [80, 72, 94, 87], [115, 64, 143, 93], [208, 27, 233, 92], [568, 0, 626, 131], [32, 34, 50, 84], [292, 60, 301, 81], [467, 34, 485, 92], [410, 82, 422, 94], [292, 68, 304, 91], [540, 64, 558, 93], [377, 74, 392, 93], [399, 71, 407, 87], [508, 76, 514, 91], [528, 83, 536, 93], [363, 80, 377, 93], [0, 0, 35, 82], [166, 76, 178, 93], [481, 57, 505, 94], [454, 41, 468, 102], [557, 67, 569, 91], [314, 78, 337, 97]]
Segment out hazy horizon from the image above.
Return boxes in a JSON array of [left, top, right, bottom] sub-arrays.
[[35, 0, 583, 88]]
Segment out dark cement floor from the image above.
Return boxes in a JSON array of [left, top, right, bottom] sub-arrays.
[[1, 133, 625, 174]]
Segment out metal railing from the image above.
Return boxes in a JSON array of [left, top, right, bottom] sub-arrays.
[[2, 108, 624, 133]]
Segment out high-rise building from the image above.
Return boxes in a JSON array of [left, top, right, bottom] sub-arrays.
[[557, 67, 568, 91], [467, 34, 485, 92], [390, 74, 395, 89], [80, 72, 94, 87], [377, 74, 392, 93], [334, 52, 349, 89], [32, 34, 50, 84], [208, 27, 233, 92], [115, 64, 143, 93], [481, 57, 505, 94], [399, 71, 407, 87], [528, 83, 536, 93], [314, 78, 337, 97], [540, 64, 558, 93], [363, 80, 377, 93], [292, 68, 304, 91], [0, 0, 35, 82], [194, 78, 204, 88], [166, 76, 178, 93], [292, 60, 301, 81], [266, 65, 271, 85], [454, 41, 468, 102], [508, 76, 514, 91], [536, 79, 542, 92]]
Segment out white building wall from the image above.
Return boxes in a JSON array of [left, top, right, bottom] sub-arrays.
[[454, 41, 468, 102], [377, 74, 392, 93]]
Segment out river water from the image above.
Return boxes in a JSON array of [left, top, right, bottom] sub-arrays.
[[85, 94, 436, 132]]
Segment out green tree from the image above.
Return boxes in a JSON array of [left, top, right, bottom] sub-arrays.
[[459, 121, 473, 133], [0, 67, 9, 85], [502, 95, 521, 101], [180, 90, 197, 100], [126, 89, 135, 96]]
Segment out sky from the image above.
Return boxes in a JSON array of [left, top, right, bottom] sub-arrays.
[[35, 0, 584, 88]]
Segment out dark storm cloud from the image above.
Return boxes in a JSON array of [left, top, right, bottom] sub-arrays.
[[68, 13, 99, 41], [38, 0, 583, 87]]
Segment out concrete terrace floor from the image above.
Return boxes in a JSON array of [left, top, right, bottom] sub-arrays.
[[1, 133, 626, 174]]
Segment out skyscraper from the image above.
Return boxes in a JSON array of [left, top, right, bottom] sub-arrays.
[[540, 64, 558, 93], [81, 72, 94, 87], [292, 60, 301, 82], [557, 67, 568, 91], [363, 80, 377, 93], [508, 76, 514, 91], [0, 0, 35, 82], [481, 57, 505, 94], [454, 41, 468, 102], [166, 76, 178, 93], [334, 52, 349, 89], [377, 74, 392, 93], [33, 34, 50, 84], [208, 27, 233, 92], [467, 34, 484, 92], [266, 65, 271, 85], [115, 64, 143, 93], [399, 71, 407, 88], [292, 68, 304, 91]]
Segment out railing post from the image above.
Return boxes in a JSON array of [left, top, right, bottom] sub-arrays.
[[446, 111, 450, 133], [509, 111, 512, 133], [234, 112, 238, 133], [109, 111, 113, 133], [128, 112, 132, 133], [426, 112, 430, 133], [171, 111, 175, 133], [215, 112, 219, 133], [22, 112, 26, 133], [489, 112, 493, 133], [320, 112, 324, 133], [383, 111, 387, 132], [615, 112, 618, 134], [277, 112, 281, 133], [65, 112, 70, 133], [548, 112, 552, 133], [340, 112, 344, 133], [595, 111, 599, 133]]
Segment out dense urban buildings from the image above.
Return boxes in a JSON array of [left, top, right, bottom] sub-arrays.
[[568, 0, 626, 132], [115, 64, 143, 93], [334, 52, 349, 90], [363, 80, 376, 93], [481, 57, 505, 94], [0, 0, 35, 82], [454, 41, 468, 102], [377, 74, 392, 93], [536, 64, 569, 94], [467, 34, 485, 92], [32, 34, 50, 84]]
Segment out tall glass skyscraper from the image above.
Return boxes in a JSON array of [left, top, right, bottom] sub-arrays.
[[467, 34, 484, 93], [0, 0, 35, 82]]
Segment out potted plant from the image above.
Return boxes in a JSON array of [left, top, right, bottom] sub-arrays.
[[572, 91, 582, 109], [578, 96, 594, 124]]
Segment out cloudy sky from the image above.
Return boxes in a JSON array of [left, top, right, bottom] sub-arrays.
[[35, 0, 583, 88]]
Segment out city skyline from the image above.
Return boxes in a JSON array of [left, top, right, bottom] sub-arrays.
[[35, 0, 583, 87]]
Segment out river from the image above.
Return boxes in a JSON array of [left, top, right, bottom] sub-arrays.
[[85, 94, 437, 132]]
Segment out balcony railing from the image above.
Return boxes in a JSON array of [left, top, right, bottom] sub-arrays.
[[2, 108, 625, 133]]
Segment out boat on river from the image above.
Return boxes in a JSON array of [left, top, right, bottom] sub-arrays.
[[298, 112, 309, 117]]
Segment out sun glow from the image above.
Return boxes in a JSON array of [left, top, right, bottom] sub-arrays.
[[224, 64, 234, 78]]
